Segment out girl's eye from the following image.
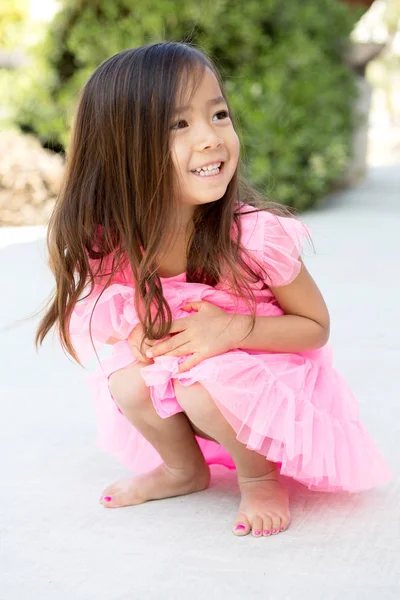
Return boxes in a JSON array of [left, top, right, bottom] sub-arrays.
[[170, 110, 230, 130], [170, 120, 187, 130], [214, 110, 230, 121]]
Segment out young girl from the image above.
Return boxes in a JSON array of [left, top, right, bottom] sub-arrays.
[[36, 41, 392, 538]]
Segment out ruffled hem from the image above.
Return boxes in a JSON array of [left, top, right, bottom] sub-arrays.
[[139, 352, 392, 493]]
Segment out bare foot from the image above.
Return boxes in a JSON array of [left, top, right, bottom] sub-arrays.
[[99, 461, 210, 508], [232, 467, 290, 537]]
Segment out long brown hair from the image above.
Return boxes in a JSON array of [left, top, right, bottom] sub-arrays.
[[35, 41, 295, 363]]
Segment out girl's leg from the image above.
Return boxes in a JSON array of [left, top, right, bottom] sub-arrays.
[[100, 362, 210, 508], [174, 381, 291, 537]]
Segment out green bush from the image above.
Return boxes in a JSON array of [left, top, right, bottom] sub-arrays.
[[12, 0, 361, 209]]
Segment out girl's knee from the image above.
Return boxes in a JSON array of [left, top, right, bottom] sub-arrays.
[[109, 362, 150, 413], [174, 381, 218, 423]]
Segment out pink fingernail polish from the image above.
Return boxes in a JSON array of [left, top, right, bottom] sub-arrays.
[[103, 496, 112, 501], [235, 524, 246, 530], [272, 528, 278, 534], [254, 530, 261, 536], [264, 530, 271, 535]]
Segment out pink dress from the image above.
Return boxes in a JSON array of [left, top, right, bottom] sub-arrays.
[[70, 208, 392, 492]]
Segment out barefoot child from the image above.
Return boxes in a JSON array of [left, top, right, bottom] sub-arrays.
[[36, 42, 392, 537]]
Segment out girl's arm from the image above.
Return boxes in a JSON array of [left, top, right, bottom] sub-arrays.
[[144, 259, 329, 371], [234, 258, 330, 353]]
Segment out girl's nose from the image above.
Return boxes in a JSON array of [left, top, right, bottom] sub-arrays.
[[194, 126, 224, 151]]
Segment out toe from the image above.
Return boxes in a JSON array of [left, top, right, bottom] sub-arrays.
[[252, 516, 263, 538], [99, 485, 123, 508], [99, 484, 117, 502], [232, 513, 251, 536], [100, 495, 118, 508], [270, 514, 281, 535], [262, 516, 273, 537], [99, 491, 112, 503], [279, 516, 291, 533]]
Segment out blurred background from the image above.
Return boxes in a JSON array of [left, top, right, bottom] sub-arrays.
[[1, 6, 399, 595], [0, 0, 399, 226]]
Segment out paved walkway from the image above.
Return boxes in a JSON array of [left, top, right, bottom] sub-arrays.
[[1, 165, 399, 599]]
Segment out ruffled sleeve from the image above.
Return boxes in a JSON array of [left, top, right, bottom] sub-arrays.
[[260, 212, 311, 287], [69, 281, 139, 364], [68, 248, 136, 364]]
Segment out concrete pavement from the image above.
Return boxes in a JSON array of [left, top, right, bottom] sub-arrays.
[[1, 165, 399, 599]]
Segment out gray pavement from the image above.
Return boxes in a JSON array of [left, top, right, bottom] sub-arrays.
[[1, 165, 399, 600]]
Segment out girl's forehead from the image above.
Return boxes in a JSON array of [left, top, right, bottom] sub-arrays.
[[176, 68, 222, 107]]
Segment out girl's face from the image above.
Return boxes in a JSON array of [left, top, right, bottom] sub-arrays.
[[170, 68, 240, 210]]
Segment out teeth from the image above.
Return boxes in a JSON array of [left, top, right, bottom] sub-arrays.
[[198, 167, 220, 176], [193, 162, 222, 172]]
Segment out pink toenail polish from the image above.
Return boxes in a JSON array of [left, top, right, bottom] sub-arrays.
[[264, 530, 271, 535], [235, 524, 246, 530], [280, 526, 285, 531], [254, 530, 261, 536], [103, 496, 112, 501], [272, 528, 278, 534]]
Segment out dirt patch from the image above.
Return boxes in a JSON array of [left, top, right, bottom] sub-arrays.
[[0, 130, 65, 226]]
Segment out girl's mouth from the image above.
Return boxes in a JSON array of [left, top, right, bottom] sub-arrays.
[[191, 162, 225, 178]]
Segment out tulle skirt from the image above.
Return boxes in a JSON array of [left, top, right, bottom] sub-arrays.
[[73, 209, 392, 493], [87, 340, 392, 493]]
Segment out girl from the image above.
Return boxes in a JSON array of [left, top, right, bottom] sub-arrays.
[[36, 41, 392, 538]]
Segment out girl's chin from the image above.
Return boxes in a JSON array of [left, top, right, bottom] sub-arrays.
[[176, 197, 222, 211]]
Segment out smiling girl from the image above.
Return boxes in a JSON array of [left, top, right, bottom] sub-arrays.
[[36, 42, 391, 537]]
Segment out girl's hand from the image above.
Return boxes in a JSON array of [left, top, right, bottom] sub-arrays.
[[127, 322, 155, 364], [145, 301, 251, 373]]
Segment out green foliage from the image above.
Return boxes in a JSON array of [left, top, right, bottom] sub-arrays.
[[11, 0, 361, 209]]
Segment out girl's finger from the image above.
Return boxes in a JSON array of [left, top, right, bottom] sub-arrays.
[[180, 301, 202, 312], [177, 352, 203, 373], [161, 345, 192, 358], [141, 339, 153, 351], [129, 339, 152, 362], [147, 335, 188, 358], [135, 349, 153, 364], [145, 334, 172, 346], [138, 355, 153, 364], [130, 345, 146, 362], [168, 319, 188, 334]]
